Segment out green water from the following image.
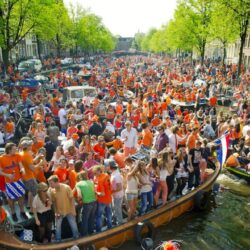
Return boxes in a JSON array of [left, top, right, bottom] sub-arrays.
[[118, 173, 250, 250]]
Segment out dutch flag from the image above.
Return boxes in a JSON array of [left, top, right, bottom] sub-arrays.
[[214, 131, 230, 167]]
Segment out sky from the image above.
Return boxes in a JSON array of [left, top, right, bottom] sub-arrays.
[[64, 0, 177, 37]]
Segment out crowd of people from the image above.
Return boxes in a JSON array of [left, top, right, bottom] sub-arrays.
[[0, 55, 250, 243]]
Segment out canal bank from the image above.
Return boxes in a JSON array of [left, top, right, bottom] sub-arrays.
[[118, 173, 250, 250]]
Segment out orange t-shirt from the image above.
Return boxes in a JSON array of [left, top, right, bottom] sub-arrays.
[[161, 102, 167, 113], [106, 139, 123, 150], [20, 151, 34, 181], [5, 122, 14, 133], [116, 104, 123, 114], [54, 167, 68, 183], [209, 96, 217, 107], [127, 103, 132, 114], [68, 169, 77, 189], [34, 166, 46, 183], [113, 153, 126, 168], [142, 128, 153, 147], [94, 173, 112, 204], [151, 117, 161, 127], [187, 133, 198, 151], [0, 154, 22, 183], [93, 144, 106, 158]]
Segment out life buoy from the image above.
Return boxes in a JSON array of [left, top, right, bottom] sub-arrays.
[[134, 221, 155, 245], [194, 190, 210, 211]]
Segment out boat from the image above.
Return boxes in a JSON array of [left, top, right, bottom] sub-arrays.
[[224, 166, 250, 183], [0, 162, 220, 250]]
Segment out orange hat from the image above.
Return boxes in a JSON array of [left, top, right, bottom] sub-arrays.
[[72, 133, 79, 140]]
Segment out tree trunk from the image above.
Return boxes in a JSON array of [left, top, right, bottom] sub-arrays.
[[200, 41, 206, 66], [237, 18, 248, 79], [36, 35, 42, 60], [56, 34, 61, 57], [190, 49, 193, 63], [222, 42, 226, 66], [2, 48, 10, 78]]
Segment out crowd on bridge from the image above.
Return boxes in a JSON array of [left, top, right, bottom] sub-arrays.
[[0, 55, 250, 243]]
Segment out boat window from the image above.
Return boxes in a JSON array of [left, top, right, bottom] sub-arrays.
[[71, 90, 84, 99], [84, 89, 97, 97]]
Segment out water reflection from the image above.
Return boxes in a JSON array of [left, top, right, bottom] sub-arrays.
[[118, 173, 250, 250]]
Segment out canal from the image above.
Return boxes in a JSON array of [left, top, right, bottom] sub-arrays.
[[118, 172, 250, 250]]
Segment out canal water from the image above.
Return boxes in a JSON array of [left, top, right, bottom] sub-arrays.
[[118, 172, 250, 250]]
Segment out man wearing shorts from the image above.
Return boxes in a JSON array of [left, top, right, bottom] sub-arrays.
[[20, 140, 37, 211], [0, 143, 28, 222]]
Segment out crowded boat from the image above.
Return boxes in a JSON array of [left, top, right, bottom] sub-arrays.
[[0, 55, 249, 248]]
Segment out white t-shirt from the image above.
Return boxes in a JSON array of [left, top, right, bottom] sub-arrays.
[[121, 127, 138, 148], [242, 125, 250, 137], [32, 194, 51, 214], [111, 170, 123, 199], [58, 108, 67, 125]]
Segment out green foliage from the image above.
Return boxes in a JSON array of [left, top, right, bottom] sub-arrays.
[[77, 13, 115, 52], [0, 0, 55, 50], [141, 28, 157, 51], [131, 32, 145, 51]]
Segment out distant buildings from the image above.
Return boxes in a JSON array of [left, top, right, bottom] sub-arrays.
[[204, 34, 250, 68], [115, 37, 134, 51]]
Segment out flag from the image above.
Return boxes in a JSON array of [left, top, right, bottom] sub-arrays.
[[214, 131, 230, 167]]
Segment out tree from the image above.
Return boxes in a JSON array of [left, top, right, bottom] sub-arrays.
[[77, 13, 115, 54], [131, 32, 145, 51], [209, 1, 238, 65], [0, 0, 55, 70], [174, 0, 213, 65], [141, 28, 157, 52], [52, 0, 73, 57], [220, 0, 250, 77]]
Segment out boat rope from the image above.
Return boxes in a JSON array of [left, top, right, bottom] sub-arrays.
[[106, 231, 127, 249]]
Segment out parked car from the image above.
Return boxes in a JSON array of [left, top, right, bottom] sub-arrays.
[[18, 59, 42, 73]]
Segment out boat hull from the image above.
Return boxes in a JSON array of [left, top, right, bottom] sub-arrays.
[[225, 166, 250, 183]]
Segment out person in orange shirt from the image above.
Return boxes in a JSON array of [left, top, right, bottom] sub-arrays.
[[161, 100, 167, 115], [33, 148, 48, 183], [4, 117, 15, 140], [0, 143, 27, 222], [93, 136, 107, 161], [209, 96, 217, 107], [68, 159, 77, 189], [141, 123, 153, 148], [31, 136, 44, 154], [151, 114, 161, 127], [115, 99, 123, 115], [186, 128, 199, 152], [54, 158, 69, 184], [20, 140, 37, 210], [109, 147, 125, 168], [106, 136, 123, 150], [127, 99, 133, 117], [93, 165, 112, 232]]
